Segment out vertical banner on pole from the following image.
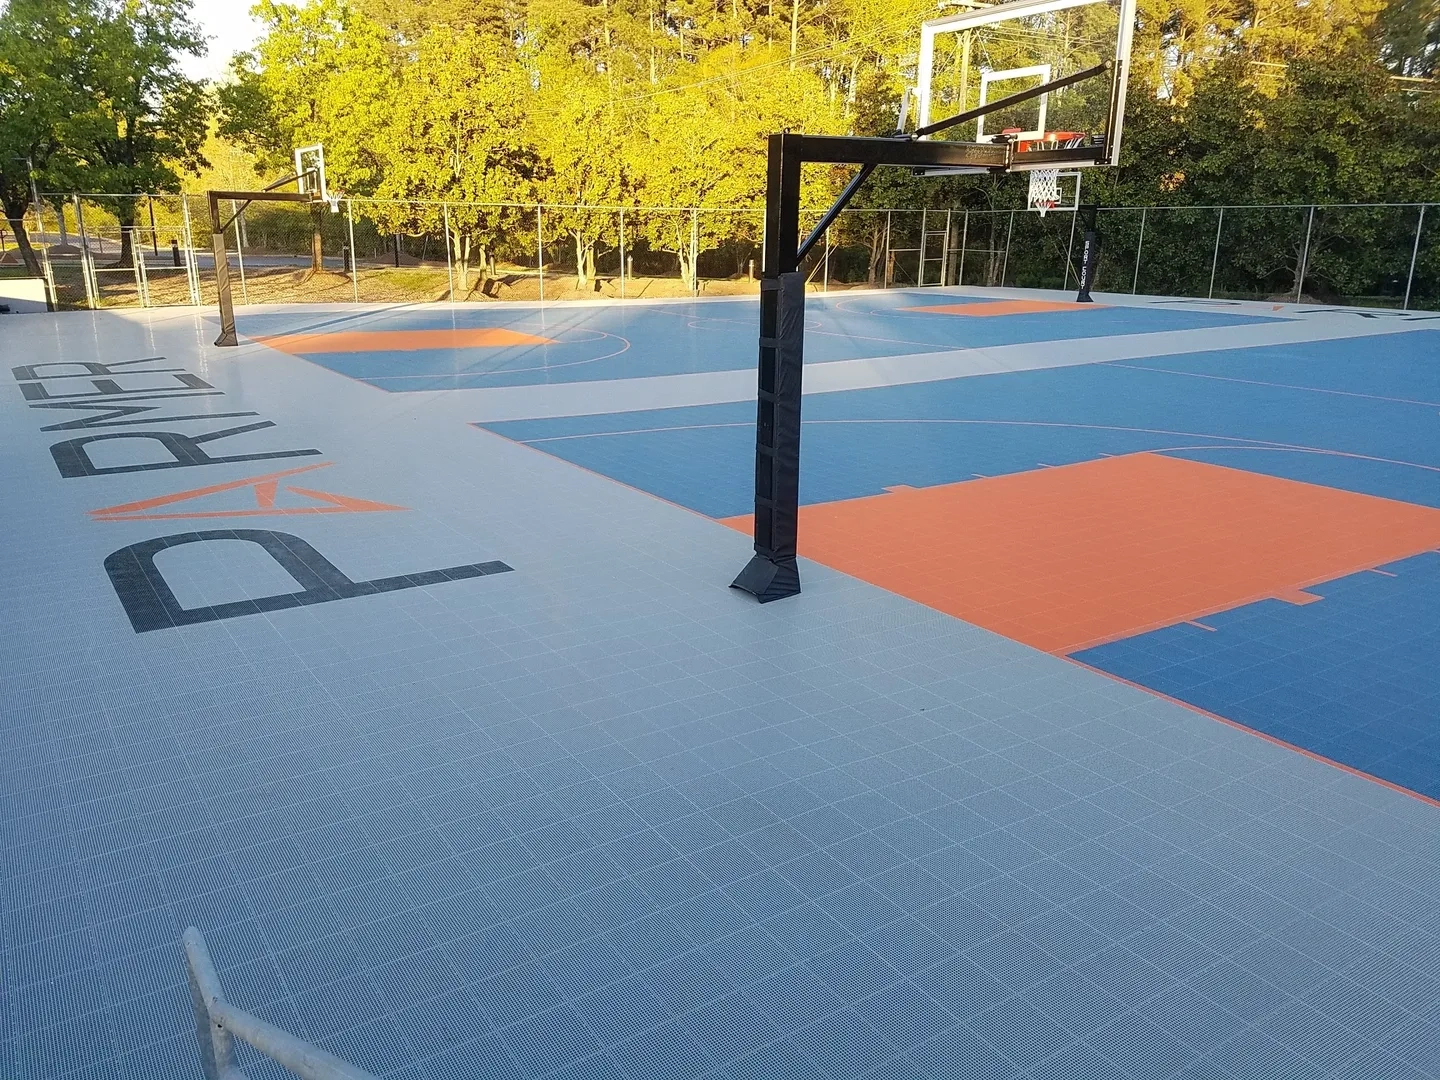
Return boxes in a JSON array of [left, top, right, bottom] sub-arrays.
[[619, 208, 626, 299], [1075, 204, 1102, 303], [691, 207, 699, 295]]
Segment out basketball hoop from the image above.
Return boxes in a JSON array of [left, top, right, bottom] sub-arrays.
[[1028, 168, 1061, 217]]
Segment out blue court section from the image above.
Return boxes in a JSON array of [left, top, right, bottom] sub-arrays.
[[483, 331, 1440, 804], [240, 293, 1271, 389], [482, 332, 1440, 517], [1076, 552, 1440, 800]]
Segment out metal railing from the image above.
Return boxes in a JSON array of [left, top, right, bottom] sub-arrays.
[[183, 928, 379, 1080], [5, 193, 1439, 312]]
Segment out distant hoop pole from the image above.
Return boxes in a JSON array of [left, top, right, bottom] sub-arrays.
[[208, 186, 315, 348]]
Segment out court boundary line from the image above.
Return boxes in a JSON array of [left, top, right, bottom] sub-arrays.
[[1066, 658, 1440, 812]]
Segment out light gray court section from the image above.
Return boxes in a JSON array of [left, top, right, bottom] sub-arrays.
[[389, 300, 1440, 423], [3, 307, 1438, 1080]]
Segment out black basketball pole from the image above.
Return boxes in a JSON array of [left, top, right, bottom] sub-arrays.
[[731, 134, 806, 602], [717, 65, 1122, 601], [1075, 203, 1102, 303]]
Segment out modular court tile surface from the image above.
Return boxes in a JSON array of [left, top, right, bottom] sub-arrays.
[[2, 287, 1439, 1080]]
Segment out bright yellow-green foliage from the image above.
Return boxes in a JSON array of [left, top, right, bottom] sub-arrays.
[[212, 0, 1438, 256]]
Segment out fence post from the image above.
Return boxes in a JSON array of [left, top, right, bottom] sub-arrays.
[[1000, 210, 1015, 287], [1063, 206, 1078, 291], [136, 244, 149, 307], [691, 206, 699, 294], [619, 207, 626, 299], [74, 195, 96, 308], [875, 208, 887, 288], [1404, 204, 1426, 311], [537, 204, 545, 302], [39, 241, 56, 309], [181, 195, 200, 306], [942, 208, 952, 285], [1208, 207, 1224, 300], [442, 202, 454, 301], [227, 200, 249, 305], [346, 199, 359, 303], [823, 224, 831, 292], [919, 208, 928, 285], [958, 211, 969, 286], [1295, 204, 1315, 303], [1132, 206, 1146, 294]]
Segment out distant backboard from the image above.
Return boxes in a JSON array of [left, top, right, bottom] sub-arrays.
[[914, 0, 1137, 175], [294, 144, 329, 201]]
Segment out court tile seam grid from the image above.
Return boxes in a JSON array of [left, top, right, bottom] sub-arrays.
[[1, 293, 1437, 1080]]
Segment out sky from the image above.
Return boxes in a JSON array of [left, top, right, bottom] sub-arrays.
[[181, 1, 267, 84]]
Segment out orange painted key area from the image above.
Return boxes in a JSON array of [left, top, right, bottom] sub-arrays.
[[720, 453, 1440, 654], [256, 327, 554, 354], [900, 299, 1104, 317]]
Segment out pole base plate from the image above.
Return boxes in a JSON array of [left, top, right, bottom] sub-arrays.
[[731, 554, 801, 603]]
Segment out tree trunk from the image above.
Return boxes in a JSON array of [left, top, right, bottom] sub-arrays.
[[309, 205, 324, 275], [113, 197, 138, 269], [790, 0, 800, 69], [458, 233, 471, 293], [575, 232, 589, 289], [3, 213, 43, 277]]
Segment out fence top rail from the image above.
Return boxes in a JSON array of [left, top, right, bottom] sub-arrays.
[[30, 193, 1440, 215]]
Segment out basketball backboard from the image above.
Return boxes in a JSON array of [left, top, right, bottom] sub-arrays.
[[913, 0, 1137, 176], [294, 144, 330, 201]]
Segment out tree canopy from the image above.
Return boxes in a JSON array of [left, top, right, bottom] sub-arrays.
[[3, 0, 1439, 285]]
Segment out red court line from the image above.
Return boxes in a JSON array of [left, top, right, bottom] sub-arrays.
[[1066, 657, 1440, 812], [257, 327, 555, 354]]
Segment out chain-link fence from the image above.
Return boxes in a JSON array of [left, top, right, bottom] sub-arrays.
[[4, 193, 1438, 312]]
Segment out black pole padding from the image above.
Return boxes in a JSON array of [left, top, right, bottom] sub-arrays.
[[1075, 203, 1102, 303], [734, 134, 805, 603], [732, 271, 805, 602]]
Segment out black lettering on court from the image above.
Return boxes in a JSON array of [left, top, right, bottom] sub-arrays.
[[105, 529, 513, 633], [50, 423, 320, 477], [20, 372, 215, 400], [29, 401, 261, 432]]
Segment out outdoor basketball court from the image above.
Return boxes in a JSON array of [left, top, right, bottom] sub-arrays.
[[3, 284, 1439, 1080]]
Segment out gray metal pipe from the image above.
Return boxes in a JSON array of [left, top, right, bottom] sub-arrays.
[[183, 928, 379, 1080]]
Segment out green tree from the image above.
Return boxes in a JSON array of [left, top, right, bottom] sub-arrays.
[[218, 0, 394, 272], [0, 0, 90, 275], [369, 25, 538, 292], [62, 0, 210, 269]]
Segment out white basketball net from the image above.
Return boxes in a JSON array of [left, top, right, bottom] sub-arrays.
[[1027, 168, 1061, 217]]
